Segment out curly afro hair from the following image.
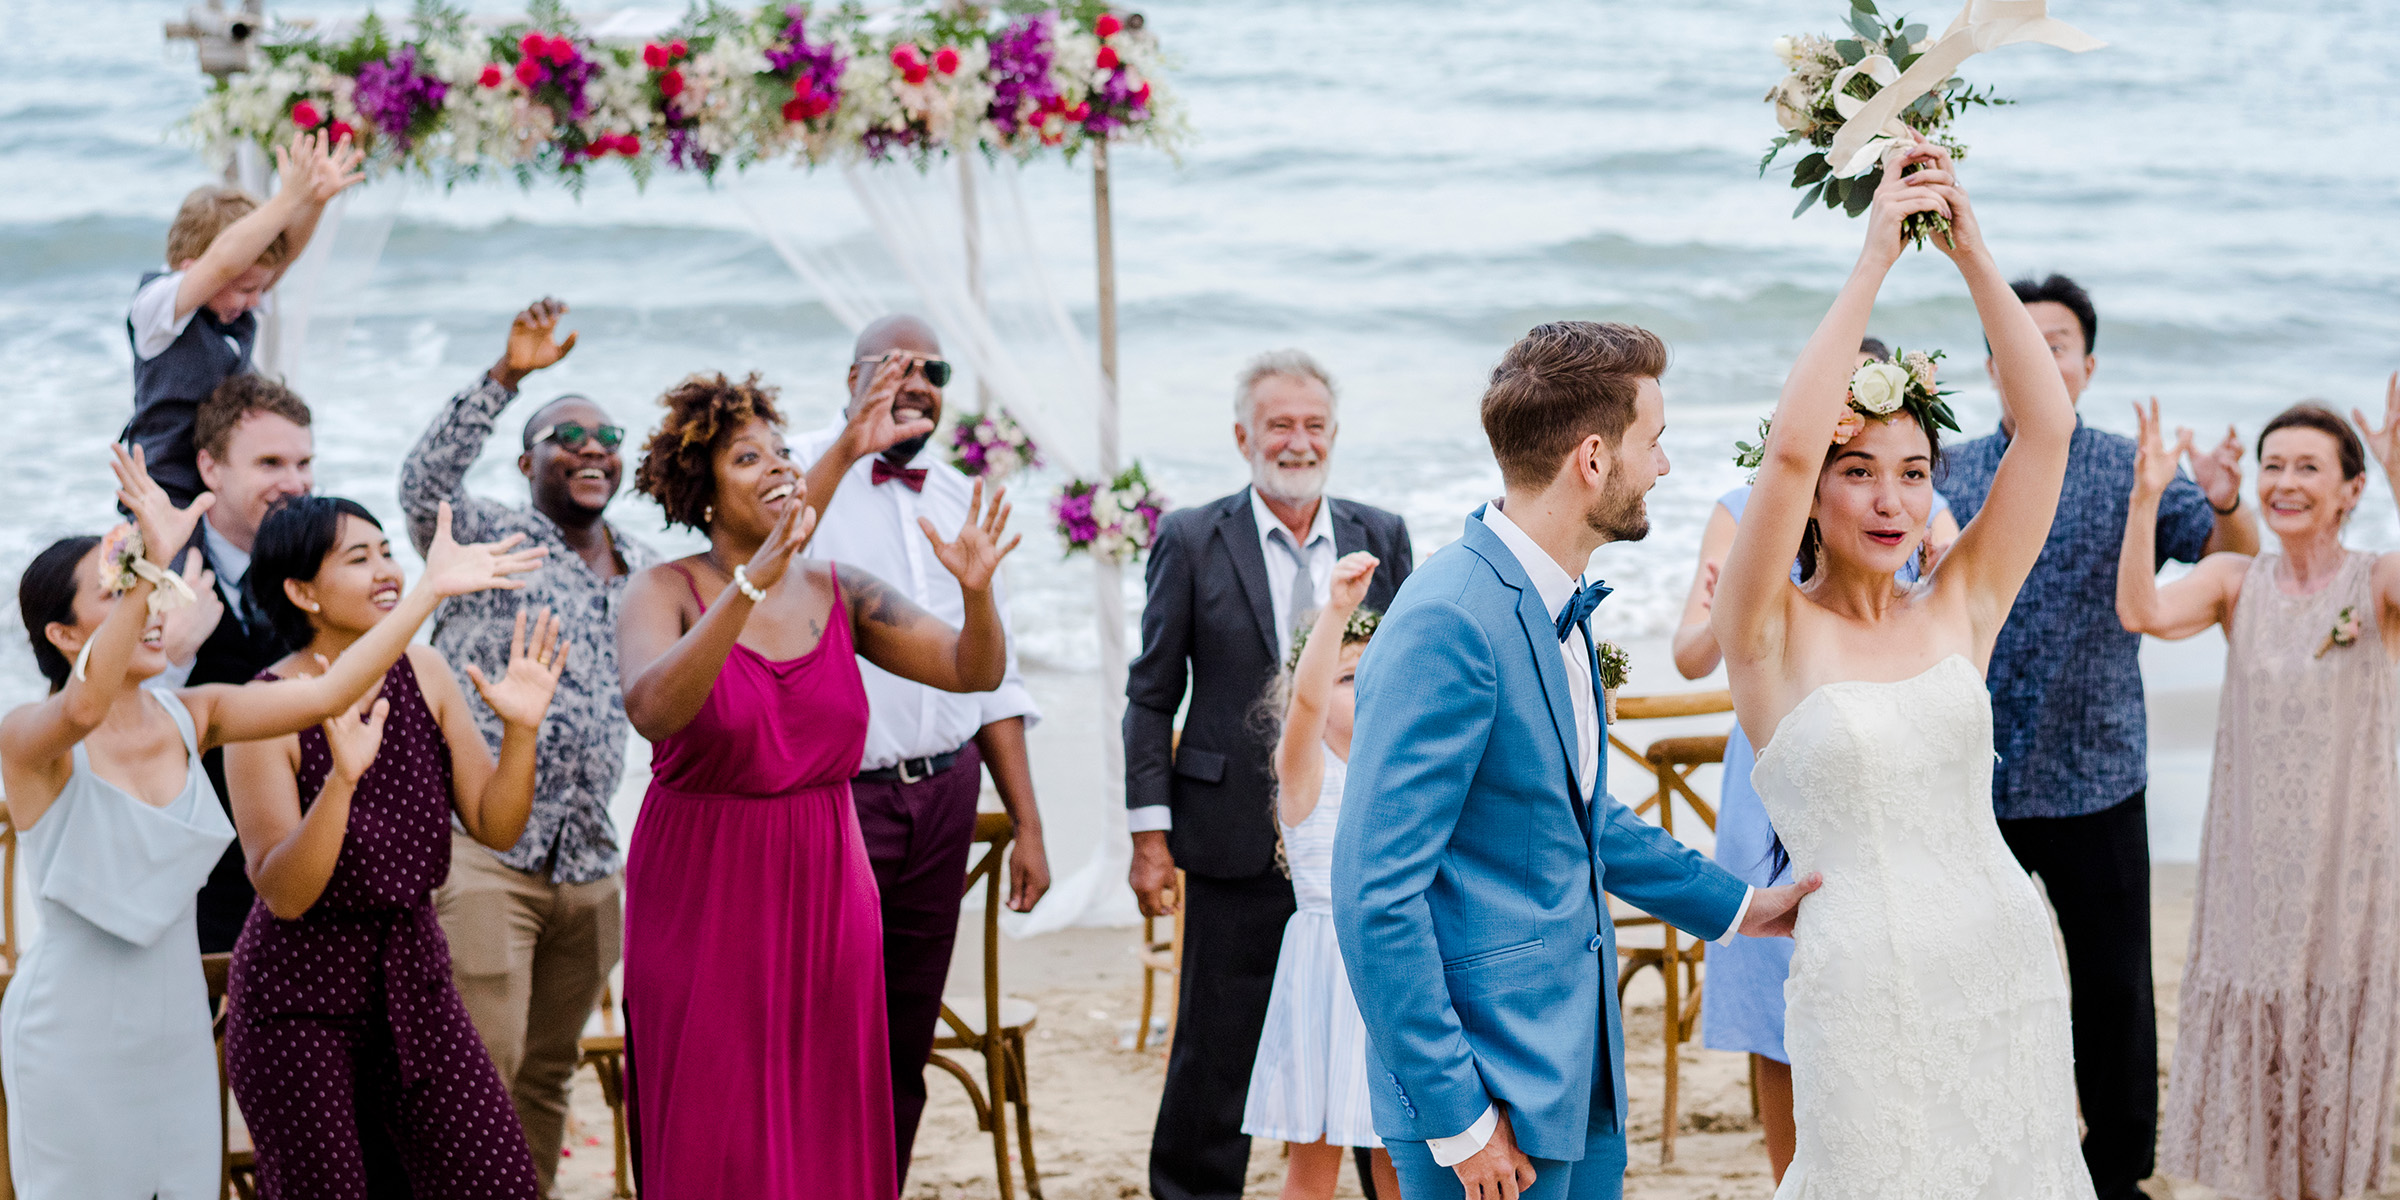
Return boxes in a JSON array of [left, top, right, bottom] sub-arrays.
[[633, 372, 787, 531]]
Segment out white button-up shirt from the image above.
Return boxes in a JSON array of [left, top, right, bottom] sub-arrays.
[[1424, 502, 1751, 1168], [791, 427, 1040, 771]]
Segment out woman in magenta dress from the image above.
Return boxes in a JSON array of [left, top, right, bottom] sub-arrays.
[[614, 366, 1017, 1197]]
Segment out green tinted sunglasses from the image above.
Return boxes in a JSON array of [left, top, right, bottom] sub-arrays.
[[856, 356, 953, 388], [532, 421, 625, 450]]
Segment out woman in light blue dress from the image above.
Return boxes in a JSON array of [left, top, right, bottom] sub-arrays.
[[1668, 341, 1955, 1185], [0, 447, 539, 1199], [1241, 551, 1399, 1200]]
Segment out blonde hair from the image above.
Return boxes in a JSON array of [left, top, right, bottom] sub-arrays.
[[166, 186, 292, 270]]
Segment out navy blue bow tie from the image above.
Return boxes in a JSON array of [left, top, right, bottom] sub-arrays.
[[1555, 580, 1611, 642]]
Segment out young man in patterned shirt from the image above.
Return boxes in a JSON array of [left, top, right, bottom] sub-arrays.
[[400, 298, 656, 1197]]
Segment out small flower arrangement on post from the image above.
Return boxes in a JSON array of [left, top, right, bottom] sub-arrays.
[[947, 408, 1041, 484], [1053, 462, 1166, 564], [1734, 348, 1961, 477], [1596, 641, 1631, 724], [2318, 605, 2364, 659]]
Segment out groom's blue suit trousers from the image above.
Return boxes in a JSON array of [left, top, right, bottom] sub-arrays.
[[1384, 1129, 1628, 1200]]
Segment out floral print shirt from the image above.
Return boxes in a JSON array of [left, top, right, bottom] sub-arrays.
[[398, 375, 659, 883]]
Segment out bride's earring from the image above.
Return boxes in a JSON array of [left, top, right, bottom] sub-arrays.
[[703, 504, 714, 525]]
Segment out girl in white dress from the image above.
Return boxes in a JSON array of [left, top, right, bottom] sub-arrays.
[[1242, 550, 1401, 1200], [0, 446, 540, 1199]]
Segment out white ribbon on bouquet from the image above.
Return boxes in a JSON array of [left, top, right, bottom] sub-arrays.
[[1827, 0, 2106, 177]]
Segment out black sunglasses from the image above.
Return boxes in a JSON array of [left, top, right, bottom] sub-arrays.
[[856, 356, 952, 388], [532, 421, 625, 450]]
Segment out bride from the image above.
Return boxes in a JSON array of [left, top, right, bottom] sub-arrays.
[[1713, 135, 2093, 1200]]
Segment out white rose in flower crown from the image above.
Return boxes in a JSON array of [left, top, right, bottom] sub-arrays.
[[1849, 361, 1911, 416]]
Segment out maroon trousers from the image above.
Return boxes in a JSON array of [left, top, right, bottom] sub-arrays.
[[850, 742, 985, 1185]]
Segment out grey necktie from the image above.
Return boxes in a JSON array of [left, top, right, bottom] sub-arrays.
[[1279, 534, 1312, 655]]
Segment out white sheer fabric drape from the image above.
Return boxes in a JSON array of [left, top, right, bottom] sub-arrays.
[[735, 158, 1137, 934]]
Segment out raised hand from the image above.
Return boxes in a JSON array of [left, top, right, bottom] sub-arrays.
[[739, 495, 820, 594], [2131, 398, 2195, 501], [1860, 137, 1950, 268], [110, 443, 215, 567], [158, 548, 224, 665], [494, 297, 576, 390], [465, 609, 568, 729], [2186, 422, 2246, 512], [2352, 372, 2400, 481], [842, 353, 939, 459], [1326, 551, 1379, 615], [920, 479, 1021, 594], [298, 130, 366, 205], [419, 502, 547, 598], [324, 687, 392, 786]]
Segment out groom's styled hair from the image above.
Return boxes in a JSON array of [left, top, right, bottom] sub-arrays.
[[1480, 321, 1668, 489]]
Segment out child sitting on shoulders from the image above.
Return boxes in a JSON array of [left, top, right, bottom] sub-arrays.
[[1241, 549, 1401, 1200], [127, 131, 361, 504]]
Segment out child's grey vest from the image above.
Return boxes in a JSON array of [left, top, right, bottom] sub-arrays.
[[123, 271, 258, 504]]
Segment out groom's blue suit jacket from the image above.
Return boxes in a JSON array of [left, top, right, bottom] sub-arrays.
[[1332, 510, 1749, 1161]]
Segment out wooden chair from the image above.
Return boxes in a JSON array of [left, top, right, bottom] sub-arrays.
[[1134, 869, 1185, 1055], [578, 984, 634, 1197], [1604, 689, 1733, 1166], [929, 812, 1042, 1200], [205, 951, 258, 1200], [0, 809, 15, 1200]]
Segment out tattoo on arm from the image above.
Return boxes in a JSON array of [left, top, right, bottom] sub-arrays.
[[845, 572, 932, 631]]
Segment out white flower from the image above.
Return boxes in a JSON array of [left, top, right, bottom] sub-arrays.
[[1849, 361, 1911, 415], [1902, 350, 1938, 393], [1770, 74, 1818, 133], [1772, 35, 1800, 65]]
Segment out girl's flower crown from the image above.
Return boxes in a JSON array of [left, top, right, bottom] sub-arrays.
[[1734, 349, 1962, 477], [1285, 606, 1383, 672]]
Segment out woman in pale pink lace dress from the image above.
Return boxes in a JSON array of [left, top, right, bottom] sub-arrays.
[[2118, 386, 2400, 1200]]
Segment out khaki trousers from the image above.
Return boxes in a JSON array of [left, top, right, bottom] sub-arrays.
[[434, 831, 623, 1198]]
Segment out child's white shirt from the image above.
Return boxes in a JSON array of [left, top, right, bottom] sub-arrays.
[[128, 270, 273, 360]]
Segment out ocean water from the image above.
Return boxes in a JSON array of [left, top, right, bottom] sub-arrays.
[[3, 1, 2397, 860]]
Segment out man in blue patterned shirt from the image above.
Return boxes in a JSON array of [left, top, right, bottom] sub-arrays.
[[1937, 275, 2256, 1200], [402, 298, 657, 1198]]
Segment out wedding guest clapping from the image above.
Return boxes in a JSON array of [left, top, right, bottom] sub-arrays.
[[1937, 272, 2257, 1200], [1240, 550, 1402, 1200], [0, 448, 527, 1200], [788, 314, 1048, 1186], [401, 297, 658, 1195], [2118, 386, 2400, 1200], [222, 497, 557, 1198], [1125, 351, 1411, 1200], [613, 369, 1014, 1198]]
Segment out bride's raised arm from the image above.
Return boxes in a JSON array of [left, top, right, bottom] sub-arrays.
[[1917, 146, 2077, 642], [1713, 139, 1953, 672]]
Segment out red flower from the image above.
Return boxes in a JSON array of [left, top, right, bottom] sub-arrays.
[[1067, 102, 1090, 122], [514, 57, 547, 87], [1095, 12, 1122, 38], [793, 77, 813, 98], [901, 64, 930, 85], [668, 40, 688, 58], [617, 134, 640, 156], [1096, 46, 1120, 70], [542, 35, 576, 65], [806, 95, 834, 118], [890, 43, 922, 68], [659, 69, 685, 98], [643, 43, 669, 69], [290, 100, 321, 129], [479, 63, 504, 88], [782, 97, 809, 122], [519, 31, 546, 58], [327, 120, 354, 144], [1135, 81, 1151, 107], [933, 46, 960, 75]]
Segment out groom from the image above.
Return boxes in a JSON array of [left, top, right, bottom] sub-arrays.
[[1335, 321, 1817, 1199]]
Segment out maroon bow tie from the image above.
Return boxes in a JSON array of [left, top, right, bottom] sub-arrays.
[[871, 459, 927, 492]]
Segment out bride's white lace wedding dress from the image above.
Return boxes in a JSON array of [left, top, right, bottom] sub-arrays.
[[1751, 655, 2096, 1200]]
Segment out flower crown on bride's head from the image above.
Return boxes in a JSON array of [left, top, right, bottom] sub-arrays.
[[1734, 349, 1963, 478]]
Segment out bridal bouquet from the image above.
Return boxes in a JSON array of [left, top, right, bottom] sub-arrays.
[[1758, 0, 2008, 247], [1054, 462, 1167, 564], [1734, 349, 1962, 476], [947, 408, 1042, 483]]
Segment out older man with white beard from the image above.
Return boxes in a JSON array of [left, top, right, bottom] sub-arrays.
[[1125, 351, 1414, 1200]]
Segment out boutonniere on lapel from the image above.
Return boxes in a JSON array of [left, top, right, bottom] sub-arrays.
[[2316, 605, 2363, 659], [1596, 641, 1631, 724]]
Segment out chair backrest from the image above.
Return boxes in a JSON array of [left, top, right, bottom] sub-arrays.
[[0, 807, 19, 974], [964, 811, 1016, 1044], [1606, 689, 1733, 838]]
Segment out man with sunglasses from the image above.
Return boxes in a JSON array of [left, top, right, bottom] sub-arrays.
[[399, 297, 658, 1199], [791, 313, 1050, 1186]]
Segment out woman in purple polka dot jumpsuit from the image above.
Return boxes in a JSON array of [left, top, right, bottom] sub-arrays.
[[222, 498, 565, 1199]]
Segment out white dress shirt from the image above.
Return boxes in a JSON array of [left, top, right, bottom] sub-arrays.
[[157, 515, 255, 691], [1426, 503, 1752, 1167], [1126, 489, 1336, 835], [791, 427, 1040, 771]]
